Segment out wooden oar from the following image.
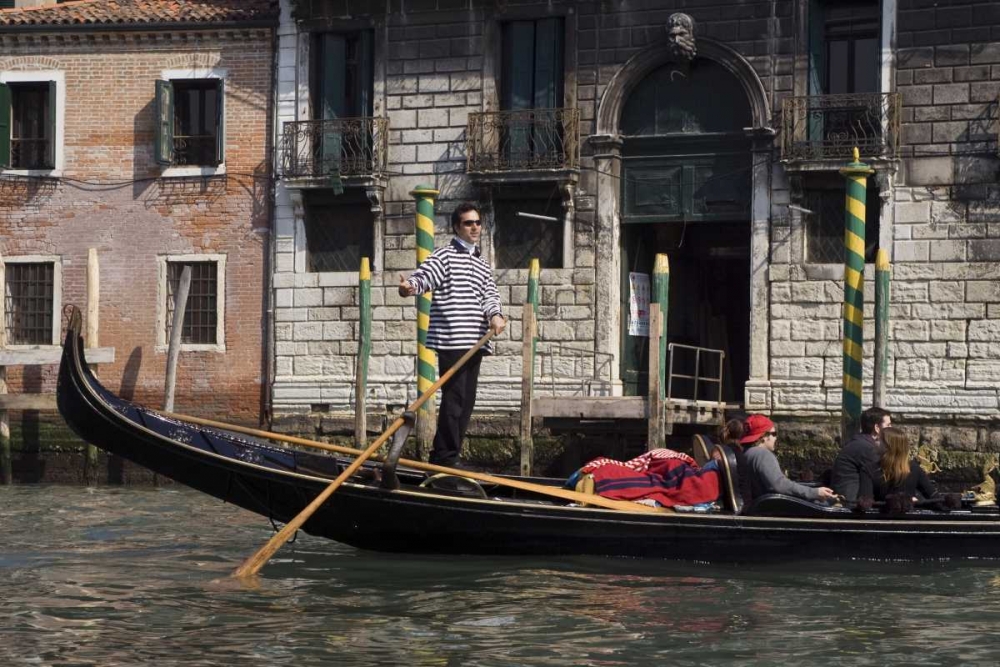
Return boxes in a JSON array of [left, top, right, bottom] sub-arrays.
[[163, 411, 665, 516], [231, 330, 495, 579]]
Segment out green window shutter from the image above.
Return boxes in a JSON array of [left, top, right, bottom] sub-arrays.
[[214, 78, 225, 166], [501, 21, 536, 111], [316, 33, 348, 120], [0, 83, 10, 169], [45, 80, 57, 168], [154, 80, 174, 165], [533, 18, 563, 110], [355, 31, 374, 117]]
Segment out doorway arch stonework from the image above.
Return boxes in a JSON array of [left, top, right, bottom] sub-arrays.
[[590, 38, 775, 409]]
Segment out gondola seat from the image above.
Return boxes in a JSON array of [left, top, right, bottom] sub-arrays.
[[744, 493, 850, 518], [711, 444, 743, 514]]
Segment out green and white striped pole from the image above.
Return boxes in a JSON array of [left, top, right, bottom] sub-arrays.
[[840, 147, 873, 440], [652, 254, 669, 399], [873, 249, 891, 409], [411, 185, 439, 454], [354, 257, 371, 447]]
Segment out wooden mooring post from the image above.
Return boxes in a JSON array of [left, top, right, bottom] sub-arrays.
[[163, 265, 192, 413], [85, 249, 100, 483], [647, 304, 665, 449], [873, 249, 891, 408], [354, 257, 372, 447], [519, 259, 540, 476]]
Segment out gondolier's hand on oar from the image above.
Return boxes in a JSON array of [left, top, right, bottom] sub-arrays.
[[490, 314, 506, 336], [398, 273, 418, 297]]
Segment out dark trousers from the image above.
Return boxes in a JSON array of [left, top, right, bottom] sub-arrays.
[[430, 348, 484, 466]]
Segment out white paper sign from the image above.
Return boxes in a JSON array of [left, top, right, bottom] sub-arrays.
[[628, 272, 650, 337]]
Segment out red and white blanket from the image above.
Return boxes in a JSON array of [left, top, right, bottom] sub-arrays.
[[580, 448, 720, 508]]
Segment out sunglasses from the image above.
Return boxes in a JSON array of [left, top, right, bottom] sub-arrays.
[[461, 219, 482, 227], [765, 431, 777, 437]]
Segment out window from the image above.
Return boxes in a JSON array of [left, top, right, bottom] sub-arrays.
[[312, 31, 373, 120], [802, 184, 880, 264], [809, 0, 879, 95], [0, 81, 56, 170], [493, 186, 564, 269], [157, 255, 225, 350], [3, 260, 58, 346], [303, 191, 375, 273], [501, 18, 564, 112], [500, 18, 565, 167], [155, 76, 224, 168]]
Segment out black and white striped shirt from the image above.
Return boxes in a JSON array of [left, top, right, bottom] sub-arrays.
[[407, 238, 503, 352]]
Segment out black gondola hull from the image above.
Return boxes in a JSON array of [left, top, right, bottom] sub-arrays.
[[56, 309, 1000, 563]]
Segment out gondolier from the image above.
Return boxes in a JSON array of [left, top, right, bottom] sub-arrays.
[[398, 202, 506, 467]]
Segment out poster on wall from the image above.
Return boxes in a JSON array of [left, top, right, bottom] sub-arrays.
[[628, 272, 650, 337]]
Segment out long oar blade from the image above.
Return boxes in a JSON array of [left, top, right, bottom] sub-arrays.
[[232, 330, 495, 579]]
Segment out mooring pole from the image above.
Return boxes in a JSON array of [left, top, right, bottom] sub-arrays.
[[652, 254, 669, 400], [354, 257, 372, 447], [519, 258, 540, 476], [873, 248, 891, 409], [85, 248, 100, 484], [0, 254, 9, 484], [840, 147, 873, 442], [163, 265, 192, 413], [410, 185, 439, 457]]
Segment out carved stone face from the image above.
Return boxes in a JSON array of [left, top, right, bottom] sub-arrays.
[[666, 12, 696, 62]]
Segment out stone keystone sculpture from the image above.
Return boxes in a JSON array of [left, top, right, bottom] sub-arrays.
[[666, 12, 697, 62]]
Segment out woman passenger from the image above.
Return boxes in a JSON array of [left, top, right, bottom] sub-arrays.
[[742, 414, 837, 503], [876, 427, 937, 502]]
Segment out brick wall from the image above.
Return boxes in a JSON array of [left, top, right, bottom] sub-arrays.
[[1, 31, 273, 422]]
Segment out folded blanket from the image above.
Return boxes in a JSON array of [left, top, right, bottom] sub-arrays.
[[578, 448, 721, 508]]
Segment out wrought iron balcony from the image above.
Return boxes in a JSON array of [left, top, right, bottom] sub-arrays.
[[780, 92, 900, 162], [466, 108, 580, 174], [280, 117, 388, 181]]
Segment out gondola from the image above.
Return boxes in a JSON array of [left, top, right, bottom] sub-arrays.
[[57, 306, 1000, 563]]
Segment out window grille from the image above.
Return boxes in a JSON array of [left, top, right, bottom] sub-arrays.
[[494, 194, 564, 269], [304, 195, 375, 273], [166, 261, 218, 344], [4, 262, 54, 345], [10, 83, 53, 170], [803, 185, 881, 264]]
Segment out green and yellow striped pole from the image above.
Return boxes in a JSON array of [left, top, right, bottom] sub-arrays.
[[840, 147, 873, 440], [652, 254, 669, 399], [354, 257, 371, 447], [873, 249, 891, 409], [411, 185, 439, 454]]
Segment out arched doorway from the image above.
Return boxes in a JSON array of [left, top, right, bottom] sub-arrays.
[[618, 59, 752, 401]]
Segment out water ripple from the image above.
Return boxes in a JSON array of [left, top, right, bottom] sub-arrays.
[[3, 486, 1000, 666]]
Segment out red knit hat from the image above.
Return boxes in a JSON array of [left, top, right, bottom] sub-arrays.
[[740, 414, 775, 444]]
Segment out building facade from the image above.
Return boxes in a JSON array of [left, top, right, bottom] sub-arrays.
[[0, 0, 277, 423], [269, 0, 999, 445]]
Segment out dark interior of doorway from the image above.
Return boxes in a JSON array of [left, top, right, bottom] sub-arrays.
[[621, 221, 750, 403]]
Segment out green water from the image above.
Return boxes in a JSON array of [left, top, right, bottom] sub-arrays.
[[2, 486, 1000, 666]]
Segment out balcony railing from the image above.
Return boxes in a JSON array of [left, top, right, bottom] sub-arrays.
[[467, 108, 580, 173], [780, 92, 900, 162], [280, 117, 388, 180]]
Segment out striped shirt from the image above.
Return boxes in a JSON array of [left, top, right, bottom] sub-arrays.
[[407, 238, 503, 352]]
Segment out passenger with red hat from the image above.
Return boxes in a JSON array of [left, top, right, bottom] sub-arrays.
[[742, 414, 838, 503]]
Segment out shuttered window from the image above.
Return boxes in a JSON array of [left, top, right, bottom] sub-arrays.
[[0, 81, 56, 170], [303, 191, 375, 273], [154, 78, 224, 167]]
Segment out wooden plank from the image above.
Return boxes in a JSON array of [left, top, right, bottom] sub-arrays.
[[0, 347, 115, 366], [532, 396, 648, 420], [0, 394, 58, 411]]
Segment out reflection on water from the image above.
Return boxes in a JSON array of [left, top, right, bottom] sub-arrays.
[[2, 486, 1000, 666]]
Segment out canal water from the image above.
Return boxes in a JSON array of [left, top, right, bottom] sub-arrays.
[[2, 486, 1000, 666]]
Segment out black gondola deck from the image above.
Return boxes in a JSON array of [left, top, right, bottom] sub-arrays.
[[56, 307, 1000, 563]]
